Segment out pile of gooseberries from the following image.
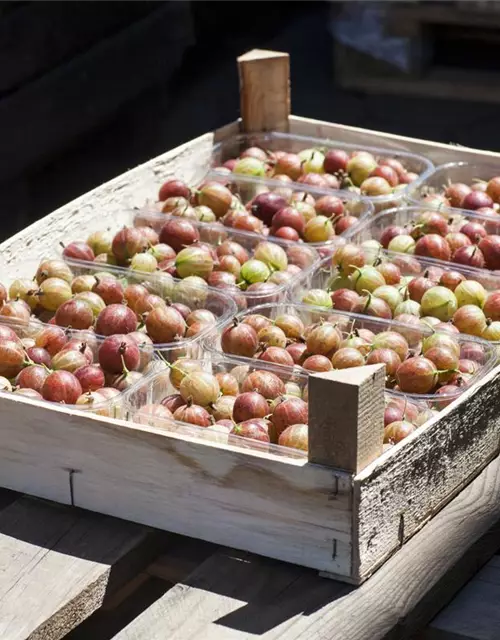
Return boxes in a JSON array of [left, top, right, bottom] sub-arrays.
[[365, 208, 500, 271], [214, 146, 420, 198], [218, 308, 487, 404], [130, 357, 309, 453], [0, 260, 229, 345], [299, 243, 500, 343], [0, 319, 153, 412]]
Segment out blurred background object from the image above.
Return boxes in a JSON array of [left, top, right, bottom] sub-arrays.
[[2, 0, 500, 242]]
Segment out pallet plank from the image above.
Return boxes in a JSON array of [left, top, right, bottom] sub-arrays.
[[113, 453, 500, 640], [420, 554, 500, 640], [0, 497, 157, 640], [424, 579, 500, 640]]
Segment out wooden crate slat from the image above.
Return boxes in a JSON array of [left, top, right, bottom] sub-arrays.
[[288, 115, 500, 165], [0, 394, 353, 577], [0, 497, 158, 640], [110, 454, 500, 640], [238, 49, 290, 133]]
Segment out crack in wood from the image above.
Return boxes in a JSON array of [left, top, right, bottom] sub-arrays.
[[398, 513, 405, 547], [66, 469, 81, 507]]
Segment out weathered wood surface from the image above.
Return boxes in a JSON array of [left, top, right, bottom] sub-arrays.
[[354, 363, 500, 581], [0, 2, 194, 183], [0, 495, 160, 640], [238, 49, 290, 133], [0, 393, 353, 577], [308, 364, 385, 473], [113, 453, 500, 640]]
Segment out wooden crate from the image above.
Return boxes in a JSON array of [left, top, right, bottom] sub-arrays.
[[2, 50, 500, 585]]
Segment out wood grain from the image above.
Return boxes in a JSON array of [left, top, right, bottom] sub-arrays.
[[238, 50, 290, 133], [113, 453, 500, 640], [354, 362, 500, 582], [0, 497, 157, 640], [308, 364, 385, 474], [0, 392, 353, 577]]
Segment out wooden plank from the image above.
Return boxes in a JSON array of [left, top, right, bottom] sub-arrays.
[[113, 453, 500, 640], [238, 49, 290, 133], [0, 497, 161, 640], [0, 393, 353, 578], [308, 365, 385, 473], [333, 62, 500, 107], [354, 362, 500, 582], [420, 555, 500, 640], [0, 3, 157, 95], [0, 2, 193, 182], [422, 576, 500, 640], [395, 519, 500, 639], [387, 2, 500, 37]]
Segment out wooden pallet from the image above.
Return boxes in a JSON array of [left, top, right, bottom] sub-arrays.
[[2, 448, 500, 640], [3, 50, 500, 587], [334, 2, 500, 104]]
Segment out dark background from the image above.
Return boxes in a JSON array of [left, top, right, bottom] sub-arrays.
[[1, 0, 500, 243]]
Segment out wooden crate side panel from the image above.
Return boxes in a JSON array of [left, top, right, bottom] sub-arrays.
[[0, 394, 353, 577], [288, 115, 500, 166], [353, 364, 500, 581], [0, 132, 214, 282]]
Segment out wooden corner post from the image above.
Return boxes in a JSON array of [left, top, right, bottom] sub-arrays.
[[237, 49, 290, 133], [308, 364, 386, 474]]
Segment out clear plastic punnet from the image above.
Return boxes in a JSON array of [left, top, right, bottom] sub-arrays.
[[343, 204, 500, 272], [0, 316, 159, 418], [204, 301, 497, 414], [408, 161, 500, 212], [209, 131, 434, 211], [122, 352, 309, 459], [297, 240, 500, 348], [37, 258, 238, 361], [134, 208, 322, 310], [143, 171, 374, 255]]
